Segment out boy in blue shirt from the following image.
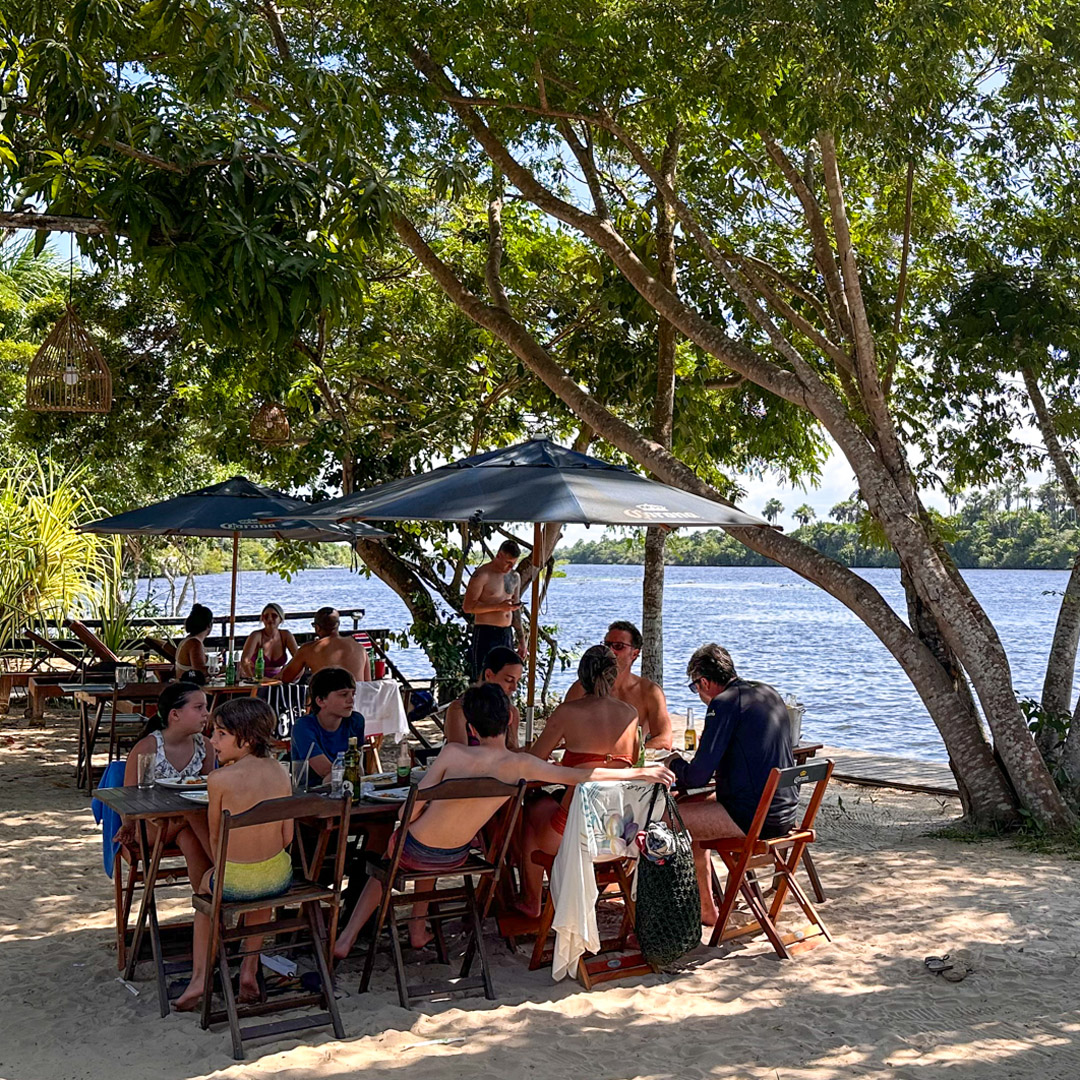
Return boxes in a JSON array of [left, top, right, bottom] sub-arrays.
[[290, 666, 366, 779]]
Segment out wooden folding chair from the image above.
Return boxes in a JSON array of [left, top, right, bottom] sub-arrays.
[[704, 759, 834, 958], [358, 777, 527, 1009], [192, 793, 351, 1060], [114, 841, 189, 971], [526, 851, 655, 988]]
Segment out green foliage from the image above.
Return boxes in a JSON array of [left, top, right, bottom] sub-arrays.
[[0, 455, 108, 650]]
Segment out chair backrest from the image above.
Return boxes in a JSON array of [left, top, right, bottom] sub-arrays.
[[742, 759, 835, 846], [212, 792, 352, 904], [64, 619, 122, 664], [143, 636, 177, 661], [25, 629, 84, 669], [386, 777, 528, 881]]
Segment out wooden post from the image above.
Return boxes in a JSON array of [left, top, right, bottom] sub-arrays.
[[525, 521, 542, 744], [228, 533, 239, 654]]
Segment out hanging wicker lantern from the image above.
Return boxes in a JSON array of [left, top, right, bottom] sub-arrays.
[[26, 305, 112, 413], [250, 401, 292, 446]]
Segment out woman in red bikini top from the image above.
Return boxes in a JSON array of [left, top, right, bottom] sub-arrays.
[[515, 644, 641, 918]]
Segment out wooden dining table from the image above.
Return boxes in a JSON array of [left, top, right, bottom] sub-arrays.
[[92, 783, 400, 1016]]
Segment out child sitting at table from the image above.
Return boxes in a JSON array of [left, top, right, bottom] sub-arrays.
[[116, 680, 213, 887], [174, 698, 293, 1012], [332, 683, 675, 959]]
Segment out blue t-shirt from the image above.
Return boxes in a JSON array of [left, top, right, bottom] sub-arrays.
[[290, 710, 366, 764], [671, 679, 795, 836]]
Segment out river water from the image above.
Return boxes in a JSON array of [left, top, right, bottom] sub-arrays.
[[140, 563, 1077, 764]]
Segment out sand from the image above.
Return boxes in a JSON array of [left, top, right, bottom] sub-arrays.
[[2, 713, 1080, 1080]]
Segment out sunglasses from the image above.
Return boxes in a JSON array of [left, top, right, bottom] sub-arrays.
[[687, 677, 705, 692], [603, 640, 635, 652]]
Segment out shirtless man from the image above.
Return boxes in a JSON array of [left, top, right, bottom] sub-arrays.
[[279, 607, 370, 684], [462, 539, 526, 681], [444, 645, 522, 749], [333, 682, 674, 956], [566, 620, 673, 749]]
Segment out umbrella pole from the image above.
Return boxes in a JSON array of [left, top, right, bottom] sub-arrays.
[[228, 533, 239, 655], [526, 522, 542, 744]]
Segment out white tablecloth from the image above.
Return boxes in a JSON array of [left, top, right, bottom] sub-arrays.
[[354, 680, 408, 738]]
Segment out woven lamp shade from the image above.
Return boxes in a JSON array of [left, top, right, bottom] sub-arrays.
[[26, 305, 112, 413], [250, 401, 291, 445]]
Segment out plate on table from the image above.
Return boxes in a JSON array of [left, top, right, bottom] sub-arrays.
[[157, 777, 208, 790], [180, 790, 210, 804], [360, 783, 411, 802]]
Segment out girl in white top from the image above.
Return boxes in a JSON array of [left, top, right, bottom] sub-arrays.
[[116, 681, 213, 885], [175, 603, 214, 677]]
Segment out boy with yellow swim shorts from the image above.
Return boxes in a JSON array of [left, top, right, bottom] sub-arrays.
[[175, 698, 293, 1011]]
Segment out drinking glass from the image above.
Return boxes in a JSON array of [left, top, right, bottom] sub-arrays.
[[136, 752, 156, 789], [116, 665, 132, 689], [290, 758, 309, 793], [206, 654, 220, 680]]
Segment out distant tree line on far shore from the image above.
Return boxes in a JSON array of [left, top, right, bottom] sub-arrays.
[[560, 483, 1080, 570]]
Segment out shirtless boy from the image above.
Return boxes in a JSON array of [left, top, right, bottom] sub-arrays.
[[333, 682, 674, 958], [175, 698, 293, 1011], [463, 540, 525, 680], [566, 620, 673, 749], [280, 606, 370, 684], [444, 645, 522, 749]]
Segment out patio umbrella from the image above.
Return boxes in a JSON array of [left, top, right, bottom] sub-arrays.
[[294, 440, 770, 737], [82, 477, 387, 650]]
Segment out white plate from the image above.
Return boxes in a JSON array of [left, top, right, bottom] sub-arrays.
[[180, 790, 209, 804], [157, 777, 208, 790], [361, 784, 411, 802]]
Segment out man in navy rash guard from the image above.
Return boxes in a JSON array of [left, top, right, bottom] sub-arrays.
[[668, 643, 796, 926]]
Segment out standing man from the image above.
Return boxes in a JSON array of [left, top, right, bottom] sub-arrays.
[[463, 539, 526, 681], [668, 643, 795, 926], [565, 620, 673, 749], [280, 607, 370, 684]]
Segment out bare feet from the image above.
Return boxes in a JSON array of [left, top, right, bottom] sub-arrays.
[[407, 919, 434, 949], [174, 983, 203, 1012], [237, 980, 260, 1005]]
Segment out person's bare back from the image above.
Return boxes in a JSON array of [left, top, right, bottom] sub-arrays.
[[532, 694, 640, 762], [208, 755, 293, 863], [281, 633, 369, 684], [567, 669, 672, 749]]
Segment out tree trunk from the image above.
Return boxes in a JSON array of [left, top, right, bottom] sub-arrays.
[[390, 209, 1049, 829], [641, 527, 667, 684]]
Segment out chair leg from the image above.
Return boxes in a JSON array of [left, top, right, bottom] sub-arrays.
[[708, 850, 753, 948], [463, 876, 495, 1000], [359, 874, 395, 995], [387, 905, 411, 1009], [216, 936, 245, 1060], [801, 849, 827, 903], [739, 879, 790, 959], [304, 901, 346, 1040], [529, 890, 557, 971], [114, 854, 128, 971]]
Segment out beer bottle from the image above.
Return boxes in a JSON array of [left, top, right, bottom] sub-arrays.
[[684, 707, 698, 752], [396, 740, 412, 782], [343, 736, 361, 789], [636, 728, 646, 767], [135, 651, 147, 683], [225, 650, 237, 687], [254, 647, 265, 681]]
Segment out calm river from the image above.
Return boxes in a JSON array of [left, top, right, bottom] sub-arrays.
[[141, 563, 1076, 764]]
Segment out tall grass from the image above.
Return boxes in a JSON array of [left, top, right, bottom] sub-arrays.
[[0, 457, 107, 651]]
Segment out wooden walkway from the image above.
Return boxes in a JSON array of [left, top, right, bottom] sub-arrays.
[[819, 745, 959, 798]]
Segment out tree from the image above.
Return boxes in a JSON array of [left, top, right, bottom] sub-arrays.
[[8, 0, 1079, 827], [793, 504, 816, 528], [762, 498, 784, 525]]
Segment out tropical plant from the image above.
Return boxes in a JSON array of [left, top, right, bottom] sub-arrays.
[[0, 457, 106, 651]]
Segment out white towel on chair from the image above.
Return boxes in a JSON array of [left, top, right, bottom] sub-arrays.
[[549, 780, 656, 981]]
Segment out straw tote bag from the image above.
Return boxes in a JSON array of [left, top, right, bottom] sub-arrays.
[[634, 784, 702, 967]]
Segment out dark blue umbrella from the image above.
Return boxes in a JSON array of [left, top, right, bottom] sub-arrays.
[[300, 440, 768, 527], [82, 477, 386, 647], [287, 441, 768, 737]]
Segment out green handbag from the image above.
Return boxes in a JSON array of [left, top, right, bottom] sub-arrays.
[[634, 784, 702, 967]]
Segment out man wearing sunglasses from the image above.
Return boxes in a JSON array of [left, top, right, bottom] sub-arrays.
[[668, 643, 796, 926], [565, 620, 673, 750]]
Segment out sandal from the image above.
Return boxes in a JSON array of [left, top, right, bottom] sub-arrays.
[[924, 954, 954, 974]]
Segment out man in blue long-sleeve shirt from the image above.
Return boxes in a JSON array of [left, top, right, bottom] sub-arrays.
[[670, 644, 796, 925]]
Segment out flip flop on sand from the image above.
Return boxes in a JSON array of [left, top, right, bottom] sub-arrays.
[[924, 954, 954, 974], [925, 954, 973, 981]]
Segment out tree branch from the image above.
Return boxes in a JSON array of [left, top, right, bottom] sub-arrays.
[[885, 159, 916, 397], [0, 211, 116, 236], [556, 119, 609, 218], [485, 167, 511, 312]]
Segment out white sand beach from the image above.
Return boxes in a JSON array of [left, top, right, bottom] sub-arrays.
[[2, 716, 1079, 1080]]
